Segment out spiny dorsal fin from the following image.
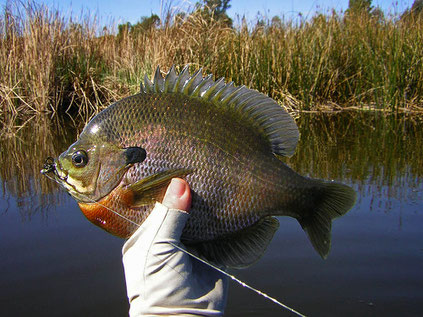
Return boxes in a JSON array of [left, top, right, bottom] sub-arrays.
[[140, 65, 300, 157]]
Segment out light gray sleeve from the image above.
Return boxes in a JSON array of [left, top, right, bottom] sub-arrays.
[[122, 202, 228, 316]]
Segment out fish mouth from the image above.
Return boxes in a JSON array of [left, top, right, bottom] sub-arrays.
[[41, 157, 81, 198]]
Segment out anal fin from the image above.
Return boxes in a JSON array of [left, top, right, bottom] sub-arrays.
[[186, 216, 280, 269]]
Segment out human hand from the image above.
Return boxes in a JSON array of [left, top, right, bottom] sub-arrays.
[[122, 178, 228, 316]]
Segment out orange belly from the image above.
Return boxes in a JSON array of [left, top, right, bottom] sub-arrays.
[[78, 185, 135, 238]]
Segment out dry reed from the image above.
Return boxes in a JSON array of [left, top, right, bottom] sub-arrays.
[[0, 1, 422, 118]]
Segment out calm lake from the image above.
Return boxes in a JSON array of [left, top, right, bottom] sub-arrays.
[[1, 112, 422, 316]]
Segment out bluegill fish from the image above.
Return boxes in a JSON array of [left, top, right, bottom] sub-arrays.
[[44, 66, 356, 268]]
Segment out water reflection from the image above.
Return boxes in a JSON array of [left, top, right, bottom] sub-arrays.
[[289, 112, 423, 213], [0, 111, 422, 316], [2, 111, 421, 214], [0, 114, 82, 219]]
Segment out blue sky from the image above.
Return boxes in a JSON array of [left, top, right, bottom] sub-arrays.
[[1, 0, 415, 26]]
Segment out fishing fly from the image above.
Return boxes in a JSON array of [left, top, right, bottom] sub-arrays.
[[42, 157, 56, 174]]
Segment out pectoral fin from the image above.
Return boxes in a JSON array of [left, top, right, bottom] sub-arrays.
[[125, 169, 192, 207]]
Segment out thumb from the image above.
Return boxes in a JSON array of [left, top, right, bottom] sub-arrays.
[[162, 178, 192, 212]]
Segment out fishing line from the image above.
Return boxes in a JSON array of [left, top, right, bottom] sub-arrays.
[[88, 198, 307, 316], [43, 169, 306, 317], [170, 242, 307, 317]]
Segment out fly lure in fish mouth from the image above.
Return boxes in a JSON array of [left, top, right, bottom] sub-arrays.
[[41, 158, 70, 190], [41, 157, 56, 175], [42, 168, 306, 317]]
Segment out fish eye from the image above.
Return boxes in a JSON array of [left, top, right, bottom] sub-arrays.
[[72, 150, 89, 167]]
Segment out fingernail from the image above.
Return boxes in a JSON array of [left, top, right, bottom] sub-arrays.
[[162, 178, 191, 211], [168, 178, 185, 198]]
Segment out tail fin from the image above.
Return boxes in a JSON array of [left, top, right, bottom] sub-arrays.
[[298, 181, 356, 259]]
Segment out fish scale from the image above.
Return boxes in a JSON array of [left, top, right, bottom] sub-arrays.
[[48, 66, 356, 267], [110, 94, 274, 240]]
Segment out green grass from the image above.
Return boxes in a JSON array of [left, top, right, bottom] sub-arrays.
[[0, 1, 422, 117]]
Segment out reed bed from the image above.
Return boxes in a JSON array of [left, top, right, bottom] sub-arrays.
[[0, 1, 422, 117]]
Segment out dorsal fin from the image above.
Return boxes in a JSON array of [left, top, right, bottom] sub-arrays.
[[140, 65, 300, 156]]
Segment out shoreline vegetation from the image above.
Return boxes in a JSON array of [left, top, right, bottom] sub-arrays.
[[0, 1, 423, 119]]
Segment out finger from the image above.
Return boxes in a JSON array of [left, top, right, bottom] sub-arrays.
[[162, 178, 192, 212]]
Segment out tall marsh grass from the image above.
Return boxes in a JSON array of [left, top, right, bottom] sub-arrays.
[[0, 1, 422, 117]]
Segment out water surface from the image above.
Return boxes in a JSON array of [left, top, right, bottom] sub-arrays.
[[1, 112, 422, 316]]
